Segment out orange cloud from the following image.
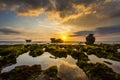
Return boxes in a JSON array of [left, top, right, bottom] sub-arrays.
[[0, 0, 120, 30], [17, 8, 44, 16]]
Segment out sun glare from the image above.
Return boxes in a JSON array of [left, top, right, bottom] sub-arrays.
[[61, 35, 67, 41]]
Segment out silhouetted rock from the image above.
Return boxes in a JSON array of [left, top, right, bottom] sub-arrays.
[[50, 38, 63, 43], [50, 38, 56, 43], [86, 34, 95, 45], [25, 39, 32, 43]]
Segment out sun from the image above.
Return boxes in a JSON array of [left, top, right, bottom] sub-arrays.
[[61, 35, 67, 41]]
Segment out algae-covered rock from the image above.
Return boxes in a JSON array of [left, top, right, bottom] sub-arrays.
[[0, 45, 29, 69], [43, 66, 61, 80], [77, 62, 120, 80], [29, 48, 44, 57], [0, 65, 42, 80], [50, 48, 67, 58]]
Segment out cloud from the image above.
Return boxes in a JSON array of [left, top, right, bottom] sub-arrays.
[[62, 0, 120, 28], [0, 26, 66, 41], [96, 25, 120, 35], [0, 0, 53, 16], [0, 27, 21, 34], [71, 25, 120, 37], [0, 0, 120, 28], [70, 30, 95, 37], [73, 0, 104, 6], [63, 14, 103, 29], [95, 0, 120, 18]]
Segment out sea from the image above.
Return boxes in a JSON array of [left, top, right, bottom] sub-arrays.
[[0, 41, 120, 45]]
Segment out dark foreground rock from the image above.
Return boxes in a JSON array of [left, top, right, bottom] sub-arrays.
[[0, 65, 61, 80], [0, 65, 42, 80], [77, 62, 120, 80]]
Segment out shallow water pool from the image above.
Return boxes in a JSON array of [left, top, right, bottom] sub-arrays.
[[2, 52, 88, 80]]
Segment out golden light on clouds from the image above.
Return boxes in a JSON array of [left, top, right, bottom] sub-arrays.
[[0, 0, 120, 41], [17, 9, 43, 16]]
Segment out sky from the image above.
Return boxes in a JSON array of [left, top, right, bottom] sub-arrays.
[[0, 0, 120, 41]]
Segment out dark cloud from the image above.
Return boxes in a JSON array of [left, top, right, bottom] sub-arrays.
[[0, 0, 120, 28], [74, 0, 105, 6], [70, 30, 95, 37], [96, 25, 120, 35], [0, 28, 20, 34], [63, 14, 103, 28], [0, 0, 53, 16], [95, 1, 120, 18], [0, 0, 48, 8], [55, 0, 73, 11], [62, 0, 120, 28], [71, 25, 120, 37], [0, 0, 118, 17]]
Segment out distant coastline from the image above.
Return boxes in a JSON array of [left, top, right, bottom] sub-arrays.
[[0, 40, 120, 45]]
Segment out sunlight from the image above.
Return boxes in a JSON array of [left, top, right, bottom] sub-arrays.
[[61, 35, 68, 41]]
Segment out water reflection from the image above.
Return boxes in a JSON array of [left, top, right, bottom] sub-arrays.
[[59, 62, 87, 80], [88, 54, 120, 73], [118, 49, 120, 52], [2, 52, 88, 80]]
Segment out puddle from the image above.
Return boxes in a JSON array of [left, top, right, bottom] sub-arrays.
[[2, 52, 88, 80], [88, 54, 120, 73], [118, 49, 120, 52]]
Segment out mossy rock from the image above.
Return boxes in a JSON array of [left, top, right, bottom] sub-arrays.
[[50, 48, 67, 58], [43, 66, 61, 80], [29, 48, 44, 57], [0, 65, 42, 80], [77, 62, 120, 80]]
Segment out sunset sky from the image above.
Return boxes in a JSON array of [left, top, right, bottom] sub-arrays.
[[0, 0, 120, 41]]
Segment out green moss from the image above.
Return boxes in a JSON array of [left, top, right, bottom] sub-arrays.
[[0, 44, 120, 80], [0, 45, 29, 69], [50, 48, 67, 58], [45, 45, 59, 52], [0, 65, 42, 80], [77, 62, 120, 80], [43, 66, 61, 80], [28, 44, 46, 57], [84, 44, 120, 61], [29, 48, 44, 57], [70, 50, 89, 61], [0, 65, 62, 80]]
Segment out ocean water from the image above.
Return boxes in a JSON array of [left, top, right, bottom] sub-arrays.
[[0, 41, 120, 45], [0, 41, 49, 45]]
